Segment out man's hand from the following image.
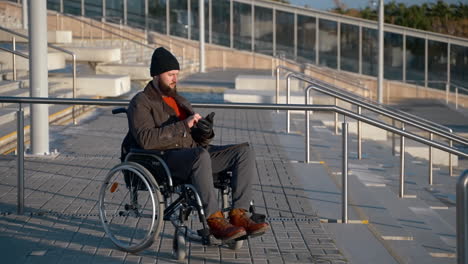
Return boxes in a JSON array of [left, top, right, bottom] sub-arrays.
[[185, 113, 202, 128], [196, 112, 215, 135]]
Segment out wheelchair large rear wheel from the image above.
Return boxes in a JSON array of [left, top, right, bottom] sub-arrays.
[[99, 161, 164, 253]]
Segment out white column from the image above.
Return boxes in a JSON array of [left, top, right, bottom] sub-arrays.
[[22, 0, 28, 30], [377, 0, 384, 103], [29, 0, 49, 155]]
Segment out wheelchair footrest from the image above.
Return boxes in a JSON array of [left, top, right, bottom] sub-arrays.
[[197, 228, 215, 246], [251, 213, 266, 223]]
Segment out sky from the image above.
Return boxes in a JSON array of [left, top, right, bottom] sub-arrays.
[[289, 0, 465, 11]]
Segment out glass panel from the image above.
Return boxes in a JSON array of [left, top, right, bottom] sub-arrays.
[[85, 0, 102, 18], [340, 23, 359, 73], [319, 19, 337, 69], [451, 44, 468, 94], [384, 32, 403, 80], [233, 2, 251, 51], [254, 6, 273, 56], [170, 0, 188, 39], [362, 27, 377, 77], [188, 0, 208, 41], [406, 36, 425, 86], [47, 0, 60, 12], [297, 15, 315, 64], [106, 0, 124, 23], [190, 0, 199, 41], [128, 0, 144, 29], [212, 0, 230, 47], [276, 10, 294, 59], [428, 40, 448, 91], [148, 0, 166, 34], [64, 0, 81, 15]]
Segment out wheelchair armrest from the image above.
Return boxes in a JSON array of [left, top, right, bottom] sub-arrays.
[[129, 148, 165, 156], [112, 107, 127, 115], [125, 149, 173, 190]]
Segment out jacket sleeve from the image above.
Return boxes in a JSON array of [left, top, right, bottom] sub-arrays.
[[128, 94, 191, 150]]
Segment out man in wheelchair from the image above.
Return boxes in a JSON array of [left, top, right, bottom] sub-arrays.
[[122, 47, 269, 242]]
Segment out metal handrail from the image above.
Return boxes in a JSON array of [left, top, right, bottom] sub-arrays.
[[275, 63, 368, 95], [308, 84, 468, 145], [457, 170, 468, 264], [0, 25, 78, 124], [0, 47, 28, 59], [279, 66, 455, 136], [280, 67, 466, 177], [56, 13, 154, 50], [1, 96, 467, 222]]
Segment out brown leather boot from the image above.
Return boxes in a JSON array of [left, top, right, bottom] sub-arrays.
[[229, 208, 269, 236], [207, 211, 247, 241]]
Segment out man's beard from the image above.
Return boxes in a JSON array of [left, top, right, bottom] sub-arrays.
[[159, 80, 178, 97]]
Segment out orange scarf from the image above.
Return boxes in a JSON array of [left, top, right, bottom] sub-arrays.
[[163, 96, 187, 120]]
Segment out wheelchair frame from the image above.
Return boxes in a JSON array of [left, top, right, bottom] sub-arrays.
[[98, 108, 249, 260]]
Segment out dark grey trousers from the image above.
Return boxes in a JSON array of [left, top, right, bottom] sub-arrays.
[[164, 143, 256, 217]]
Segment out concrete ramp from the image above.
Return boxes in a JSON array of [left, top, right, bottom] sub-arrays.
[[96, 63, 150, 81]]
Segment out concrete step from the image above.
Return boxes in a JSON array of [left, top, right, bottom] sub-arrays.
[[59, 46, 121, 63], [0, 69, 28, 80], [0, 29, 72, 43], [0, 50, 66, 71], [0, 80, 20, 93], [95, 63, 149, 81], [49, 74, 131, 97], [393, 139, 459, 167], [0, 88, 29, 108]]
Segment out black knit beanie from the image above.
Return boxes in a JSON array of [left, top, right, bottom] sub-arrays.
[[150, 47, 180, 77]]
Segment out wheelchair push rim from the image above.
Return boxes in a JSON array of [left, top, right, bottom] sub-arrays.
[[99, 162, 164, 253]]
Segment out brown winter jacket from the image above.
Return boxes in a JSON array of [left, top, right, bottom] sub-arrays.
[[121, 81, 213, 158]]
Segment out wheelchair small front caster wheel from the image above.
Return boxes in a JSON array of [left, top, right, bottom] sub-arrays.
[[227, 239, 243, 250], [173, 230, 187, 261]]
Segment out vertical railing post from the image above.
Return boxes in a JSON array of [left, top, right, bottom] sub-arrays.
[[455, 87, 459, 110], [456, 170, 468, 264], [334, 98, 338, 135], [305, 88, 312, 163], [342, 121, 349, 224], [286, 74, 291, 133], [400, 124, 406, 198], [17, 103, 25, 215], [12, 36, 16, 81], [429, 133, 433, 185], [392, 119, 396, 156], [276, 67, 280, 106], [450, 140, 454, 176], [357, 106, 362, 160], [72, 54, 77, 125]]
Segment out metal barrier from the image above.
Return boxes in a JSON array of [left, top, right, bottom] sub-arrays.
[[0, 25, 78, 124], [0, 96, 467, 223], [457, 170, 468, 264], [278, 66, 468, 180]]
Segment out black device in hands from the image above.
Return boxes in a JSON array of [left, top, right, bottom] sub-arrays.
[[196, 112, 215, 135]]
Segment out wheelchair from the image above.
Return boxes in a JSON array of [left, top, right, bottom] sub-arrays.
[[98, 108, 265, 261]]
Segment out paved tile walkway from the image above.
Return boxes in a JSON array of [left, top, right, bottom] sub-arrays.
[[0, 107, 347, 264]]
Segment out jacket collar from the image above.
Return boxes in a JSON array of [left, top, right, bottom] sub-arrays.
[[143, 80, 194, 115]]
